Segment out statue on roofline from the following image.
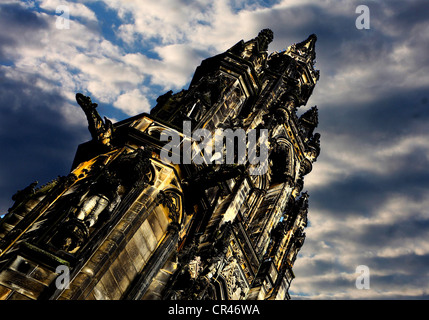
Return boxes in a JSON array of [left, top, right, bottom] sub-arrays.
[[76, 93, 114, 149]]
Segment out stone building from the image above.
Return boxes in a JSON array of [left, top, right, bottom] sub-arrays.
[[0, 29, 320, 300]]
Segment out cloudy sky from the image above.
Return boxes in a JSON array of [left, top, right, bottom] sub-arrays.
[[1, 0, 428, 299]]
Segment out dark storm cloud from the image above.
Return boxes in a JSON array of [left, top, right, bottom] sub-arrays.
[[309, 116, 429, 218], [378, 0, 429, 31], [0, 2, 48, 32], [371, 253, 429, 279], [0, 69, 88, 214], [307, 72, 429, 218], [319, 87, 429, 136], [310, 162, 429, 217], [309, 212, 429, 258], [0, 2, 92, 213], [282, 0, 429, 299], [360, 219, 429, 249], [357, 252, 429, 299], [0, 3, 49, 60], [260, 3, 360, 59]]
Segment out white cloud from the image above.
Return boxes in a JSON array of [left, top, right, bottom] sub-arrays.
[[0, 3, 152, 123], [113, 89, 151, 116], [37, 0, 97, 22], [104, 0, 214, 44]]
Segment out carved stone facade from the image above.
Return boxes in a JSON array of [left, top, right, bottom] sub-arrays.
[[0, 29, 320, 300]]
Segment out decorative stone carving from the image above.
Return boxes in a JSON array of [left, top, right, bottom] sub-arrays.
[[156, 190, 182, 226], [298, 105, 318, 142], [221, 258, 249, 300], [76, 93, 114, 148], [109, 147, 153, 189], [51, 218, 89, 253], [8, 181, 38, 212], [187, 256, 202, 279], [51, 147, 153, 253]]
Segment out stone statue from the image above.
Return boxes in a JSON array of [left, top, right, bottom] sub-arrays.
[[75, 170, 122, 228], [76, 93, 113, 148], [52, 147, 153, 253], [74, 147, 152, 229]]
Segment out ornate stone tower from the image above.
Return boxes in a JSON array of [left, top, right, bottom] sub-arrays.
[[0, 30, 320, 300]]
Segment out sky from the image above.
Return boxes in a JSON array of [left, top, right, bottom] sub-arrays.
[[0, 0, 428, 299]]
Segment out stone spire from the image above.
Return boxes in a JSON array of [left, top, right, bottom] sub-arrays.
[[294, 33, 317, 62]]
